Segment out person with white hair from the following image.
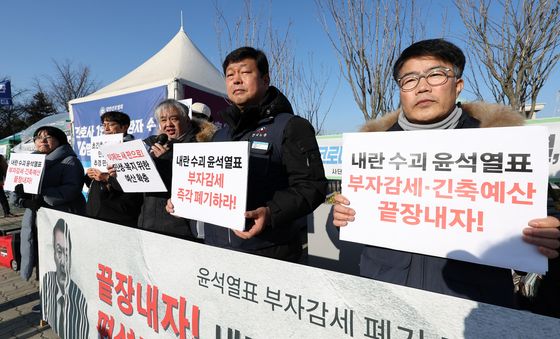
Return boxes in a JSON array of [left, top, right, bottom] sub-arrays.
[[137, 99, 216, 239]]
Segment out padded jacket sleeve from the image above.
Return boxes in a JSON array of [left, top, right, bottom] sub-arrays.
[[41, 156, 85, 207], [267, 116, 328, 228]]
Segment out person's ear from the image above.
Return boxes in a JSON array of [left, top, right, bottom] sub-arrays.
[[263, 73, 270, 87], [455, 78, 464, 98]]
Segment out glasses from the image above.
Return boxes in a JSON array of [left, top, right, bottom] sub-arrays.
[[102, 122, 120, 128], [397, 67, 456, 91], [33, 135, 54, 142]]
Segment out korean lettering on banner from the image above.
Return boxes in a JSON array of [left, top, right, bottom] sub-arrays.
[[198, 266, 450, 339], [340, 126, 549, 273], [171, 141, 249, 232], [71, 85, 166, 163], [90, 133, 123, 171], [3, 153, 46, 193], [100, 139, 167, 193], [317, 135, 343, 180], [96, 263, 200, 339]]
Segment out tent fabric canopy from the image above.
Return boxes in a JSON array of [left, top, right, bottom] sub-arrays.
[[69, 28, 226, 105]]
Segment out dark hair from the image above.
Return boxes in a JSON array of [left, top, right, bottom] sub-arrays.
[[0, 155, 7, 174], [33, 126, 68, 145], [222, 46, 269, 77], [53, 218, 71, 254], [100, 111, 131, 126], [393, 39, 466, 80]]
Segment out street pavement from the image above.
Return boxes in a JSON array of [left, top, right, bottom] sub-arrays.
[[0, 209, 57, 339]]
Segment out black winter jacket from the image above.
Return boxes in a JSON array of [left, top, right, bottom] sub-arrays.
[[85, 134, 143, 227], [204, 86, 327, 260], [358, 102, 526, 308], [138, 119, 215, 239]]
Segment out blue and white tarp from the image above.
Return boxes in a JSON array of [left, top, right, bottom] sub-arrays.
[[72, 86, 167, 167]]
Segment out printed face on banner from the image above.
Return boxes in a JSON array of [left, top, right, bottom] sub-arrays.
[[3, 153, 46, 193], [90, 134, 123, 171], [53, 228, 70, 289], [340, 126, 549, 273], [171, 141, 249, 231], [100, 139, 166, 193]]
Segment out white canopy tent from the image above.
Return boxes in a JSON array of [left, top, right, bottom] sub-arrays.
[[69, 28, 229, 164], [70, 27, 227, 105]]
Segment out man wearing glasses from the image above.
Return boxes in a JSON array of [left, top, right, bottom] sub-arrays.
[[332, 39, 560, 309], [84, 111, 142, 227]]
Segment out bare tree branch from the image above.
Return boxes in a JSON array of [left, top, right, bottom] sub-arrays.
[[316, 0, 423, 121], [35, 59, 100, 112], [213, 0, 334, 133], [455, 0, 560, 118]]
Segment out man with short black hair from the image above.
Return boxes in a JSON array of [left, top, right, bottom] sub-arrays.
[[167, 47, 327, 262], [85, 111, 142, 227], [333, 39, 560, 308]]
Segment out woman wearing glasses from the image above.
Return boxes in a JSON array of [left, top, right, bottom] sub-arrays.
[[15, 126, 85, 290]]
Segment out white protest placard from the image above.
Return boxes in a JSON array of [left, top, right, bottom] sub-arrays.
[[100, 139, 166, 193], [36, 208, 560, 339], [317, 134, 343, 180], [4, 153, 46, 193], [524, 119, 560, 179], [178, 98, 193, 118], [539, 122, 560, 179], [90, 133, 123, 171], [171, 141, 248, 231], [0, 144, 8, 157], [340, 126, 549, 273]]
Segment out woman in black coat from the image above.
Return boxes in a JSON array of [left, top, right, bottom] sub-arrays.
[[15, 126, 85, 281]]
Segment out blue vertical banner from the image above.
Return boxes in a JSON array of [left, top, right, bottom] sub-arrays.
[[0, 80, 13, 107], [71, 85, 167, 167]]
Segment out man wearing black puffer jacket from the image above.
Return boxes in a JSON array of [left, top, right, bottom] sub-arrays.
[[168, 47, 327, 262]]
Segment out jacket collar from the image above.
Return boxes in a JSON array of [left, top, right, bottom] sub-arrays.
[[360, 101, 525, 132], [220, 86, 294, 135], [45, 144, 75, 162]]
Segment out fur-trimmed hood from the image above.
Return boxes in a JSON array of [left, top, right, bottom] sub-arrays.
[[360, 102, 525, 132], [192, 118, 217, 142]]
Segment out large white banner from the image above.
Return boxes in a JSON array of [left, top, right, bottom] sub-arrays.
[[341, 126, 549, 274], [37, 209, 559, 339], [171, 141, 248, 231], [4, 153, 46, 193], [101, 139, 166, 192]]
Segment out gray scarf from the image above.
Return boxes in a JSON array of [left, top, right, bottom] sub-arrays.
[[397, 105, 462, 131]]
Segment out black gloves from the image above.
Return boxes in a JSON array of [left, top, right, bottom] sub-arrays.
[[20, 198, 43, 211], [14, 183, 25, 199], [13, 184, 43, 211]]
